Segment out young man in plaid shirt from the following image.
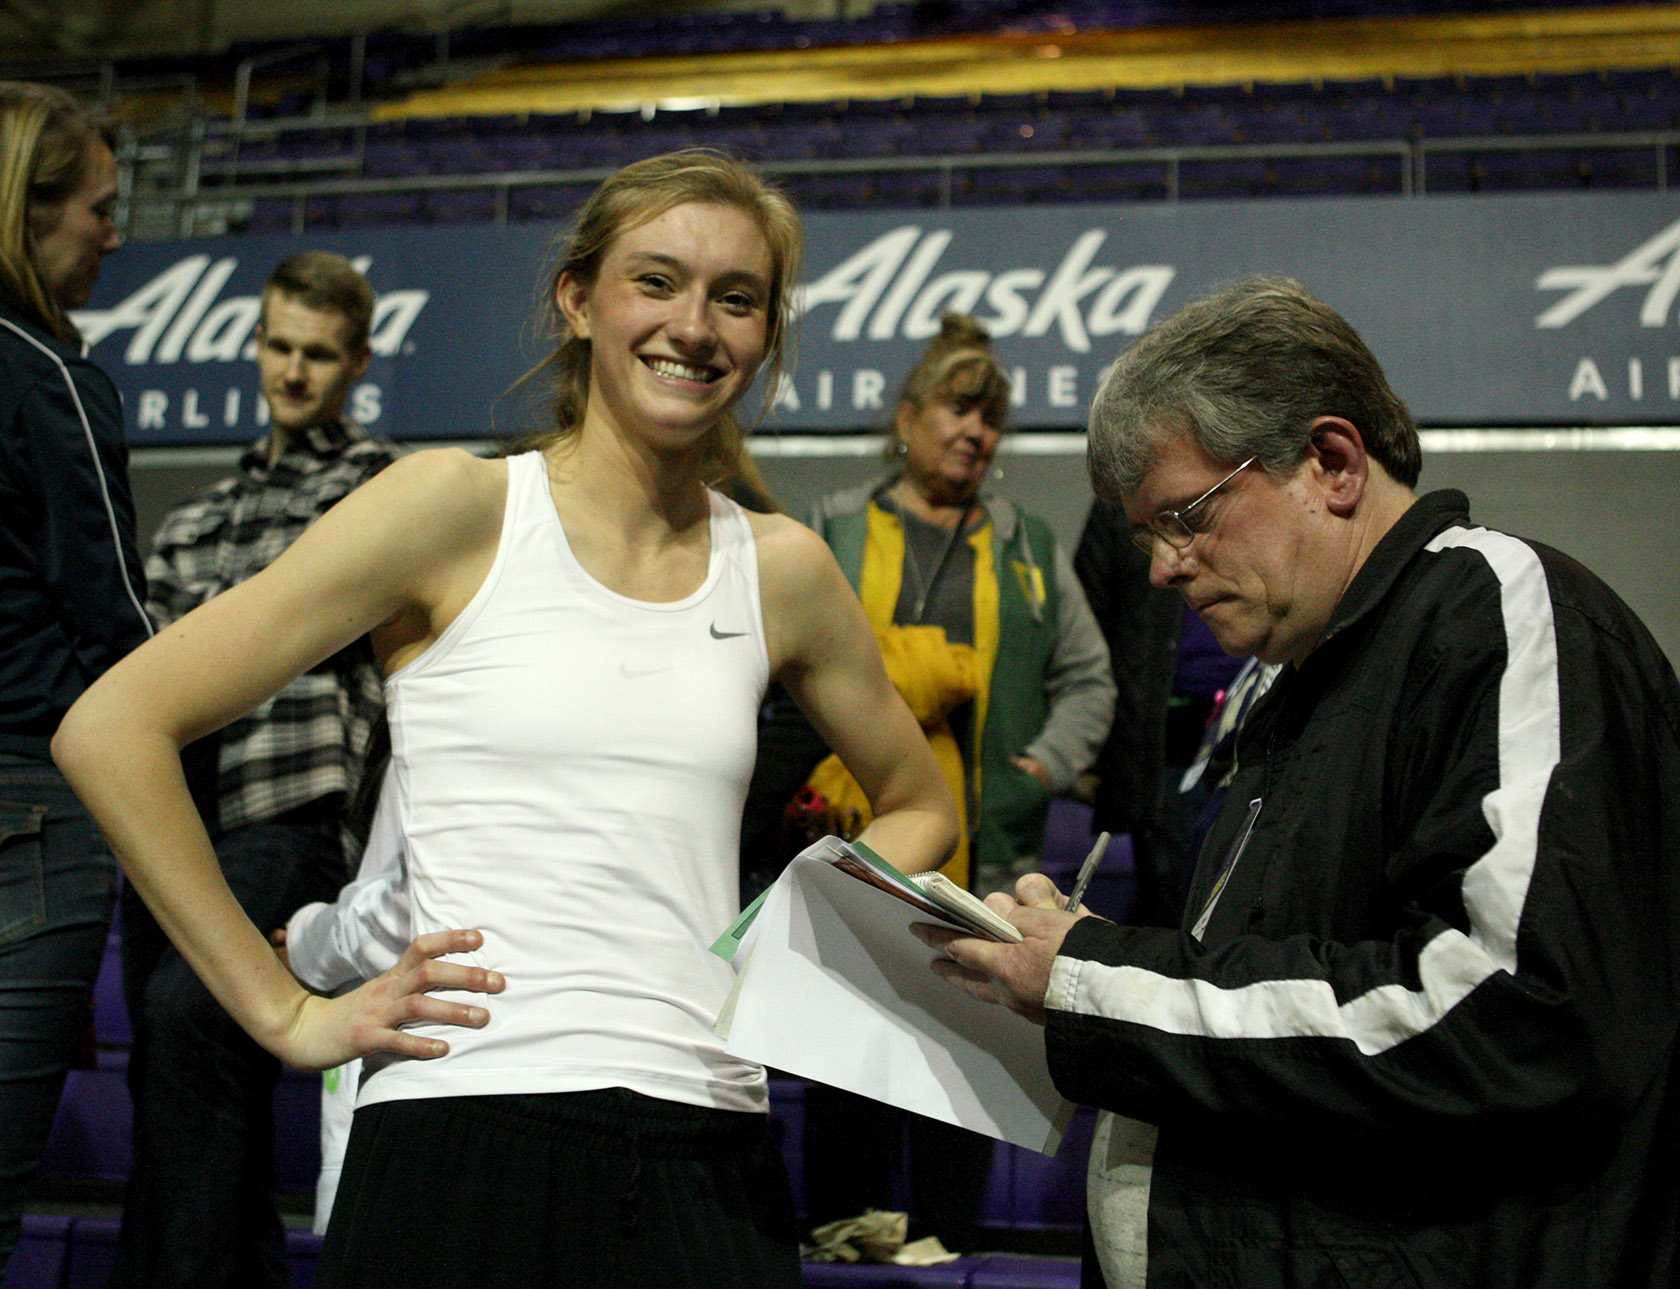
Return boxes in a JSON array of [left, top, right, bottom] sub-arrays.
[[114, 251, 403, 1289]]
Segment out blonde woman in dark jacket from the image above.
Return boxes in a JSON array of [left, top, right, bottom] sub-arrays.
[[0, 79, 147, 1276]]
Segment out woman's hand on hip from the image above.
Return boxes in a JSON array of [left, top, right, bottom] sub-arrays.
[[277, 928, 505, 1070]]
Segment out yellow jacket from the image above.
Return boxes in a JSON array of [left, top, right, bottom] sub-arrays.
[[807, 622, 979, 888]]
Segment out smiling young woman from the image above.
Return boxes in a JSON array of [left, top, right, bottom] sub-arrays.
[[53, 150, 957, 1289]]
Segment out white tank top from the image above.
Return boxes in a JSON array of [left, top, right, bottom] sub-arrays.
[[360, 451, 771, 1113]]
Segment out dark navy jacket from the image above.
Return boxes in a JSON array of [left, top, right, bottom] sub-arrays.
[[0, 298, 149, 759]]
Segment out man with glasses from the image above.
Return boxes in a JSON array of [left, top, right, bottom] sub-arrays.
[[1074, 458, 1259, 931], [919, 276, 1680, 1288]]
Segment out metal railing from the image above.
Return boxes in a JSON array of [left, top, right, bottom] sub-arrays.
[[112, 109, 1676, 240]]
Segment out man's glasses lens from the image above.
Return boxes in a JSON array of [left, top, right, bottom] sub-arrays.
[[1130, 518, 1192, 555], [1128, 457, 1256, 558]]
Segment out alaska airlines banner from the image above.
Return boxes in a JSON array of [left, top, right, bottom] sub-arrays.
[[76, 190, 1680, 446]]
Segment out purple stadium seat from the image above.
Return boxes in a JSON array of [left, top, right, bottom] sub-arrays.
[[1175, 156, 1270, 200], [1585, 147, 1662, 188], [1154, 102, 1242, 147], [1418, 149, 1472, 192], [769, 1076, 809, 1217], [981, 114, 1071, 154], [243, 197, 301, 235], [93, 927, 128, 1047], [333, 191, 424, 227], [787, 172, 877, 210], [614, 120, 702, 160], [1038, 798, 1132, 922], [967, 1254, 1082, 1288], [1266, 153, 1403, 198], [1247, 96, 1318, 144], [361, 136, 423, 178], [875, 169, 949, 207], [3, 1214, 70, 1289], [39, 1050, 131, 1187], [1468, 149, 1572, 191], [423, 188, 500, 223], [845, 116, 923, 158], [1063, 108, 1152, 152], [1005, 1108, 1096, 1231], [759, 97, 851, 123], [38, 1051, 322, 1198], [210, 135, 280, 171], [416, 132, 498, 173], [266, 128, 358, 170], [910, 116, 983, 153], [978, 1138, 1015, 1229], [910, 93, 973, 116], [752, 119, 840, 161], [1062, 161, 1168, 204], [1044, 88, 1112, 112], [978, 92, 1045, 113], [1616, 96, 1676, 130], [801, 1262, 969, 1288], [273, 1067, 324, 1194], [508, 183, 593, 222], [286, 1228, 323, 1288], [962, 165, 1071, 206], [61, 1215, 118, 1289]]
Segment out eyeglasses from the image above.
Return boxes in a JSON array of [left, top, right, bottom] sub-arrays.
[[1129, 457, 1256, 557]]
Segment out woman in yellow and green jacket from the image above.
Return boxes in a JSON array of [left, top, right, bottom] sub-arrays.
[[807, 313, 1114, 896]]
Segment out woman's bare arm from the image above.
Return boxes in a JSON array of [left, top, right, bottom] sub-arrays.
[[54, 449, 507, 1070], [754, 513, 959, 875]]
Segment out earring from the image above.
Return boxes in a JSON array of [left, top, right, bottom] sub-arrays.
[[895, 440, 908, 455], [992, 464, 1004, 479]]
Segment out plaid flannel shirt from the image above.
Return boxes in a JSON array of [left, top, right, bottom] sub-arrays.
[[146, 419, 404, 835]]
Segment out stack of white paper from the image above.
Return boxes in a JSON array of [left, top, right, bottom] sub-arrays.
[[716, 843, 1073, 1155]]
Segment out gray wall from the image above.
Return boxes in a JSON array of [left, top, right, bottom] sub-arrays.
[[751, 438, 1680, 672], [1414, 448, 1680, 672], [128, 436, 1680, 671]]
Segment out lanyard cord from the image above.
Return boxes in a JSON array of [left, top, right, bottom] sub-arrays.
[[898, 499, 974, 625]]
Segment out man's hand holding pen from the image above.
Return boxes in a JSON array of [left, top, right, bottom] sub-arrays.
[[910, 871, 1096, 1026]]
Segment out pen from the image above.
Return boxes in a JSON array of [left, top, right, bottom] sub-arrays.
[[1064, 831, 1110, 915]]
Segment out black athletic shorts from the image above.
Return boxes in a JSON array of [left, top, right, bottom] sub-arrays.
[[315, 1086, 800, 1289]]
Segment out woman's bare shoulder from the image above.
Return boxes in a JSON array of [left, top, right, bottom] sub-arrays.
[[745, 508, 821, 546], [366, 448, 508, 537], [746, 510, 835, 578], [382, 446, 505, 498], [746, 510, 855, 639]]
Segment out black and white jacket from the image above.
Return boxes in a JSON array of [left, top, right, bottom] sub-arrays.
[[0, 299, 149, 759], [1046, 490, 1680, 1288]]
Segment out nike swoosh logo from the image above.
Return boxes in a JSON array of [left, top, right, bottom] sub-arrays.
[[709, 624, 748, 639]]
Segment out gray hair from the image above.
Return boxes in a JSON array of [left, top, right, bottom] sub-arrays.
[[1088, 275, 1420, 499]]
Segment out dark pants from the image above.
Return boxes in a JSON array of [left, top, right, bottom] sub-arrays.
[[0, 754, 118, 1278], [318, 1088, 801, 1289], [112, 805, 344, 1289], [803, 1083, 995, 1254]]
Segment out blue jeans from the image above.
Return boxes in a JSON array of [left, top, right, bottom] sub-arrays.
[[0, 753, 119, 1277], [113, 804, 345, 1289]]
